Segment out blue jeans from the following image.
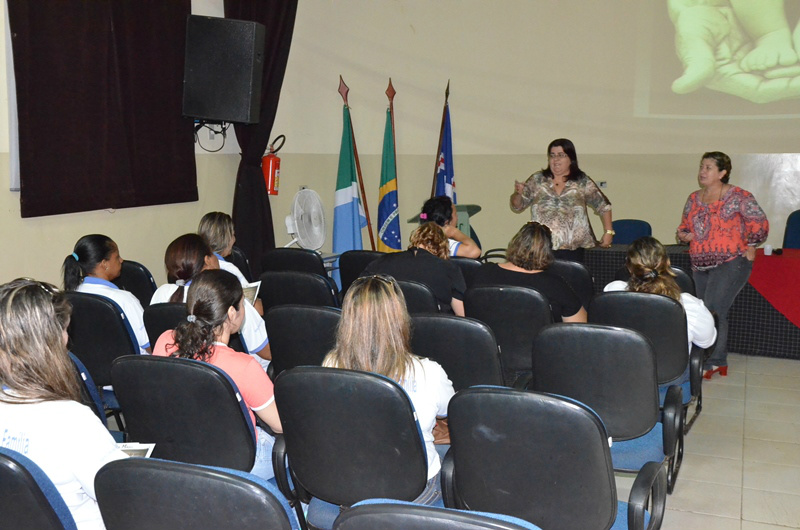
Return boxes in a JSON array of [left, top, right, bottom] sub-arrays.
[[693, 256, 753, 368], [250, 426, 276, 481]]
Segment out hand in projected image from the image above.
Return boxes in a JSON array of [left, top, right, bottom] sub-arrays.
[[668, 0, 800, 103]]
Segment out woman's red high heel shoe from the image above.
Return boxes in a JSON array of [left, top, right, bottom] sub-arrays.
[[703, 366, 728, 379]]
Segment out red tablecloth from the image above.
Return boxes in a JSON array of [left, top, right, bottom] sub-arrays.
[[749, 248, 800, 327]]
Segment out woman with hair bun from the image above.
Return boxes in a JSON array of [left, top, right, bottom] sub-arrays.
[[62, 234, 149, 353], [604, 236, 717, 354], [420, 196, 481, 258], [0, 279, 127, 530], [363, 222, 466, 316], [153, 269, 281, 480]]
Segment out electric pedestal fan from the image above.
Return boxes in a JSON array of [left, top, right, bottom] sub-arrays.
[[284, 189, 326, 250]]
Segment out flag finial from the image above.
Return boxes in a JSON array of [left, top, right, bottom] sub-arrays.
[[386, 78, 396, 103], [339, 75, 350, 106], [445, 79, 450, 104]]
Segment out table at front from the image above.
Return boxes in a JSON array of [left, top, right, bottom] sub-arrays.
[[582, 245, 800, 360]]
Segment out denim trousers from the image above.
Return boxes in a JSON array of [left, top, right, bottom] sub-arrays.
[[693, 256, 753, 368], [250, 425, 276, 481]]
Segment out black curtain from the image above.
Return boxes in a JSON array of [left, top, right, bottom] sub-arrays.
[[8, 0, 196, 218], [224, 0, 298, 275]]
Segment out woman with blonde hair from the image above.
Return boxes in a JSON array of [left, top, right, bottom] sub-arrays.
[[363, 222, 466, 315], [604, 236, 717, 354], [198, 211, 250, 285], [0, 279, 126, 530], [323, 274, 454, 497], [468, 222, 586, 322]]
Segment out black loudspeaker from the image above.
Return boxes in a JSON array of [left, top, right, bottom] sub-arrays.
[[182, 15, 265, 124]]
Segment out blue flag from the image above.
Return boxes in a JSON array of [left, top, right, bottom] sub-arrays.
[[434, 105, 456, 203], [333, 105, 367, 285], [377, 108, 401, 252]]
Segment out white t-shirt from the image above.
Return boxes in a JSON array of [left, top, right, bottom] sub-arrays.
[[399, 357, 455, 479], [603, 280, 717, 353], [0, 400, 127, 530], [217, 254, 249, 286], [150, 281, 269, 369], [77, 277, 149, 353], [448, 238, 460, 257]]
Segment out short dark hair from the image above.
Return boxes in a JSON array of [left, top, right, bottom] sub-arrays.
[[421, 196, 453, 227], [506, 222, 555, 271], [702, 151, 732, 183], [542, 138, 586, 182]]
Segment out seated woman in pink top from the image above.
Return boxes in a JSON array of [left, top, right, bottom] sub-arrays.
[[153, 269, 282, 480]]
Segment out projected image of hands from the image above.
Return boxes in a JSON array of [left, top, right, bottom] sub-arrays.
[[669, 0, 800, 103]]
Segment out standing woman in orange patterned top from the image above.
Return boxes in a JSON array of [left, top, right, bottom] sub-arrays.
[[677, 152, 768, 379]]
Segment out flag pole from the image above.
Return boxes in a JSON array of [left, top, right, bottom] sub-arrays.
[[386, 79, 399, 243], [339, 75, 376, 250], [431, 80, 450, 198]]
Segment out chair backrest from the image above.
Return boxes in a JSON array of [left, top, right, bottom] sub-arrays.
[[396, 279, 440, 314], [463, 286, 552, 376], [274, 367, 428, 507], [339, 250, 384, 295], [446, 388, 617, 530], [530, 323, 660, 439], [110, 355, 256, 470], [335, 500, 541, 530], [261, 247, 327, 276], [547, 259, 594, 308], [613, 265, 696, 296], [265, 304, 341, 379], [611, 219, 652, 245], [258, 270, 338, 313], [143, 302, 187, 348], [410, 315, 503, 391], [65, 292, 139, 387], [68, 352, 107, 426], [783, 209, 800, 249], [95, 458, 297, 530], [229, 245, 254, 282], [0, 447, 78, 530], [111, 260, 157, 309], [450, 257, 481, 281], [589, 291, 690, 384]]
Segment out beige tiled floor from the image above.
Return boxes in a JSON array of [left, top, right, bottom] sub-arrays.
[[617, 353, 800, 530]]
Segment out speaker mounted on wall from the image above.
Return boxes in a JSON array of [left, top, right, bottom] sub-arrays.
[[182, 15, 265, 124]]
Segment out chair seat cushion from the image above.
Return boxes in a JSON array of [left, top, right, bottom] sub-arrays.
[[658, 365, 691, 406], [612, 500, 650, 530], [101, 388, 120, 411], [609, 424, 665, 472]]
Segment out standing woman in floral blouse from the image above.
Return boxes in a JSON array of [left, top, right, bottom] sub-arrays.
[[510, 138, 614, 262], [677, 151, 769, 379]]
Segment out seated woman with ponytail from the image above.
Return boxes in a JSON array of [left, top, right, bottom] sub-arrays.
[[604, 236, 716, 353], [150, 234, 270, 365], [152, 269, 281, 480], [63, 234, 150, 354]]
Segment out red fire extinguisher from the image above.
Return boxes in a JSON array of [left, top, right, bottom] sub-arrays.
[[262, 135, 285, 195]]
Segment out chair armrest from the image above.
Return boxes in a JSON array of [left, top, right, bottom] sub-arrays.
[[440, 447, 460, 509], [689, 345, 703, 398], [627, 460, 667, 530], [514, 373, 533, 390], [661, 385, 683, 458], [272, 435, 295, 502]]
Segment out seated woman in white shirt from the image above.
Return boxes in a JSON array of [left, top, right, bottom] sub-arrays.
[[150, 234, 271, 365], [420, 196, 481, 258], [198, 211, 263, 315], [604, 236, 717, 353], [62, 234, 150, 353], [0, 279, 127, 530]]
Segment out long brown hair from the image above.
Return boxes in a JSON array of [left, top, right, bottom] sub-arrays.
[[505, 222, 555, 271], [164, 234, 214, 303], [409, 222, 449, 260], [323, 274, 415, 383], [0, 279, 81, 403], [626, 237, 681, 301]]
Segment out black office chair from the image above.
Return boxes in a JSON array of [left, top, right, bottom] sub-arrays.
[[68, 353, 124, 442], [463, 286, 552, 387], [442, 387, 667, 530], [477, 248, 506, 263], [396, 279, 441, 314], [96, 458, 298, 530], [264, 305, 341, 380], [0, 447, 78, 530], [410, 315, 503, 390], [783, 209, 800, 249], [143, 302, 246, 355], [112, 259, 157, 309], [335, 500, 542, 530], [548, 258, 594, 308], [258, 270, 338, 314], [530, 323, 683, 494], [65, 292, 139, 430], [229, 245, 254, 282], [339, 250, 383, 295], [450, 257, 481, 282], [589, 291, 703, 433], [614, 265, 696, 296], [273, 367, 430, 530], [261, 247, 327, 276], [611, 219, 652, 245], [111, 355, 256, 470]]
